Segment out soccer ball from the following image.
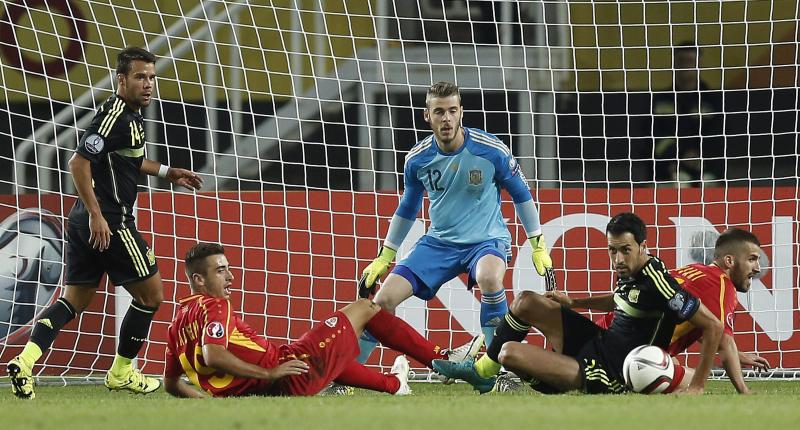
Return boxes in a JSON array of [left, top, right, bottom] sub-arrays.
[[622, 345, 674, 394]]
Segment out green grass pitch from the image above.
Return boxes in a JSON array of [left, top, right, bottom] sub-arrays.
[[2, 380, 799, 430]]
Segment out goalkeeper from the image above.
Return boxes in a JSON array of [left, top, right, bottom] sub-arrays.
[[358, 81, 553, 363]]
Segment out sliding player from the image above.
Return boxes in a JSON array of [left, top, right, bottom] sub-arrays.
[[7, 47, 202, 399], [434, 212, 723, 394], [358, 81, 553, 364], [164, 243, 478, 397], [593, 227, 769, 393]]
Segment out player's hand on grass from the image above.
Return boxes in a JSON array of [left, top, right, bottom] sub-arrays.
[[167, 167, 204, 191], [529, 234, 552, 276], [676, 386, 704, 395], [740, 352, 770, 372], [544, 290, 572, 308], [361, 246, 397, 290], [267, 360, 309, 381], [88, 213, 112, 251]]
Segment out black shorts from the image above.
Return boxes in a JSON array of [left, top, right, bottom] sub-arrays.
[[560, 307, 626, 394], [65, 222, 158, 286]]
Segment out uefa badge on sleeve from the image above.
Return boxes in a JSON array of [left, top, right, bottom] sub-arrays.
[[206, 321, 225, 339], [84, 134, 104, 154]]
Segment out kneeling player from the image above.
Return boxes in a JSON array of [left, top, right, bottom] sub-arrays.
[[164, 242, 480, 398], [433, 212, 723, 394]]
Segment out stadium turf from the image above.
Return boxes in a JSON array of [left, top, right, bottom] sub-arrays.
[[2, 380, 798, 430]]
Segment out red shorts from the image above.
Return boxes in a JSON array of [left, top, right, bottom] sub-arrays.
[[270, 311, 359, 396]]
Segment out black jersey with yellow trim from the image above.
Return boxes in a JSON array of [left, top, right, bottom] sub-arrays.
[[69, 94, 147, 228], [602, 255, 701, 355]]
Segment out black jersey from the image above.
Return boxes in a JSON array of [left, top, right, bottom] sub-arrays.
[[603, 256, 700, 354], [69, 94, 147, 228]]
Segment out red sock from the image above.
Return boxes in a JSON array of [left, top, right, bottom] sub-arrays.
[[366, 308, 444, 368], [335, 361, 400, 394], [663, 364, 687, 394]]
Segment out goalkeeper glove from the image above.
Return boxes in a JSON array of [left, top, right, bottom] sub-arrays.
[[359, 246, 397, 297], [529, 234, 553, 276]]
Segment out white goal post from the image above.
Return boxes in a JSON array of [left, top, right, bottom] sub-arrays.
[[0, 0, 798, 382]]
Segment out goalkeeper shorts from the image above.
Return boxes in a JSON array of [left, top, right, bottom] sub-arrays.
[[392, 235, 510, 300]]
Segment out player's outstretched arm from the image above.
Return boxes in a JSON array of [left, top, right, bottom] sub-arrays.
[[682, 303, 723, 394], [202, 344, 308, 381], [68, 153, 111, 250], [141, 158, 203, 190], [164, 374, 209, 398], [718, 333, 751, 394]]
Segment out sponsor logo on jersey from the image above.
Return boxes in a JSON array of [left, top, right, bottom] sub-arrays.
[[324, 316, 338, 328], [84, 134, 104, 154], [469, 169, 483, 185], [206, 321, 225, 339]]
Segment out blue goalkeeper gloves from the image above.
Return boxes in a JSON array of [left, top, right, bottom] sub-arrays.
[[359, 246, 396, 297]]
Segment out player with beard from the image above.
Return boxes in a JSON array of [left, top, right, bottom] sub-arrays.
[[433, 212, 723, 395], [7, 47, 202, 399], [357, 81, 553, 369], [593, 228, 770, 393]]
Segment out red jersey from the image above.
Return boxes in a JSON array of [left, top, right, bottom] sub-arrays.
[[594, 263, 737, 355], [666, 263, 737, 355], [164, 294, 281, 397]]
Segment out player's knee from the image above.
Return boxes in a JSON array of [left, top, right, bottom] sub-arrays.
[[510, 290, 546, 316], [475, 273, 503, 293], [137, 289, 163, 308], [372, 295, 396, 313], [497, 342, 523, 367]]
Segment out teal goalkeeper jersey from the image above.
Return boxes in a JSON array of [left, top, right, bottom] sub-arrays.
[[395, 127, 533, 245]]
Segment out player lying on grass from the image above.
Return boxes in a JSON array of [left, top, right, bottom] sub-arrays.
[[164, 242, 481, 398], [590, 227, 769, 394], [433, 212, 723, 394]]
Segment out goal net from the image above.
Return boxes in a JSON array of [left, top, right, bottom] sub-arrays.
[[1, 0, 798, 383]]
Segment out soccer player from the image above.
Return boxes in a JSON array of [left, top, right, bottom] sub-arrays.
[[6, 47, 203, 399], [163, 243, 479, 398], [358, 81, 553, 362], [433, 212, 724, 395], [593, 227, 770, 394]]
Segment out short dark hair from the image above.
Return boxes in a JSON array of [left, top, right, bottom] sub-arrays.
[[606, 212, 647, 244], [426, 81, 460, 107], [714, 228, 761, 259], [116, 47, 156, 76], [185, 242, 225, 277]]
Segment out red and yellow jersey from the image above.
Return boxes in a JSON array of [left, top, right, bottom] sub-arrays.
[[164, 294, 280, 397], [594, 263, 737, 356], [666, 263, 737, 355]]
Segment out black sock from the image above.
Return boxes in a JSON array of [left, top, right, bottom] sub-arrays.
[[29, 298, 77, 351], [487, 311, 531, 362], [117, 301, 158, 359]]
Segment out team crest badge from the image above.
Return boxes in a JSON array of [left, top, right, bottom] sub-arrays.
[[146, 248, 156, 266], [726, 313, 734, 329], [206, 321, 225, 339], [628, 288, 640, 303], [324, 316, 338, 328], [469, 169, 482, 185], [84, 134, 104, 154]]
